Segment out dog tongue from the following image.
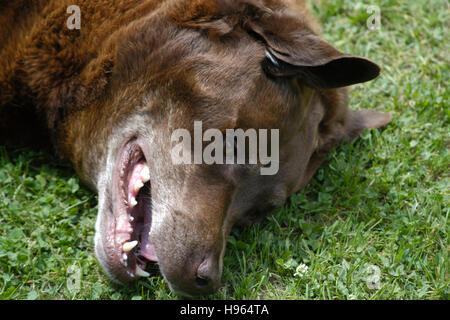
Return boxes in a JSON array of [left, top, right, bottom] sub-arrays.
[[139, 232, 158, 262], [138, 198, 158, 262], [140, 239, 158, 262]]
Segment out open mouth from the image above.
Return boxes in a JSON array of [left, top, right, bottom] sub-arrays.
[[111, 139, 158, 282]]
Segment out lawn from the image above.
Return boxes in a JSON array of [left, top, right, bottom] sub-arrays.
[[0, 0, 448, 300]]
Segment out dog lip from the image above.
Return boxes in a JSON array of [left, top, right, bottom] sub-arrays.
[[105, 138, 157, 282]]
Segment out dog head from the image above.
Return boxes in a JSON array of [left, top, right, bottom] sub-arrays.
[[64, 0, 391, 296]]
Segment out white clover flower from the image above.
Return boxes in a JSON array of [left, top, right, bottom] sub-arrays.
[[294, 263, 308, 277]]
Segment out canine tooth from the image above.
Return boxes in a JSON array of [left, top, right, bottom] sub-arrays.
[[134, 180, 144, 193], [141, 165, 150, 183], [135, 266, 150, 277], [122, 240, 138, 252], [129, 216, 134, 222], [130, 197, 138, 208]]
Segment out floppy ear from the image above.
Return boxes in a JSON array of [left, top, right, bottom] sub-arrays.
[[346, 109, 392, 140], [246, 15, 380, 89], [253, 27, 381, 89], [170, 0, 380, 89], [262, 48, 380, 89]]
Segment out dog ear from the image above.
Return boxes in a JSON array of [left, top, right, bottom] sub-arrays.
[[262, 48, 380, 89], [248, 17, 381, 89], [346, 109, 392, 140], [170, 0, 380, 88]]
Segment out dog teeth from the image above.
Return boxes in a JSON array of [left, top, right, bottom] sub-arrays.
[[135, 266, 150, 277], [130, 197, 138, 208], [141, 165, 150, 183], [134, 180, 144, 193], [123, 240, 138, 252]]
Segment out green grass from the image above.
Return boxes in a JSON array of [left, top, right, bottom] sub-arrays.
[[0, 0, 448, 300]]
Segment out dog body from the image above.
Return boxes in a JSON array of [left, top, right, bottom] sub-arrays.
[[0, 0, 391, 296]]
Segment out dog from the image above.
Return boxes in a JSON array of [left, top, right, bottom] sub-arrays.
[[0, 0, 391, 296]]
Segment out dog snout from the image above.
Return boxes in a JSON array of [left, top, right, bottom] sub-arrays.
[[168, 253, 221, 297], [195, 255, 220, 290]]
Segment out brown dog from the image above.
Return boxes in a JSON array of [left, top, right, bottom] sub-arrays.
[[0, 0, 391, 296]]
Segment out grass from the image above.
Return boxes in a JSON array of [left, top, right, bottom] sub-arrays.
[[0, 0, 448, 300]]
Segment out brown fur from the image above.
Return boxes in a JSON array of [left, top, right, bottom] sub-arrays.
[[0, 0, 162, 146]]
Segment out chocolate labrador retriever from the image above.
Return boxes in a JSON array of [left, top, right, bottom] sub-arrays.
[[0, 0, 391, 296]]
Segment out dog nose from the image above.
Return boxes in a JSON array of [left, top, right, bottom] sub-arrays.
[[163, 253, 222, 296], [195, 274, 211, 287], [194, 256, 220, 293]]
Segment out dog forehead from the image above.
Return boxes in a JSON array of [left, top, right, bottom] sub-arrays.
[[120, 16, 301, 135], [170, 51, 294, 133]]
